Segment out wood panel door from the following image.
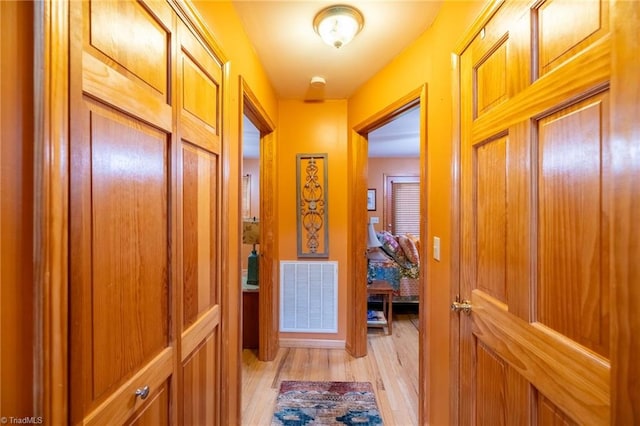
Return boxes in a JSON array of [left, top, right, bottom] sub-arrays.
[[177, 17, 223, 425], [457, 0, 612, 424], [69, 1, 223, 423]]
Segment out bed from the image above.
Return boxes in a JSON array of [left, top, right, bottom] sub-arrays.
[[367, 231, 420, 303]]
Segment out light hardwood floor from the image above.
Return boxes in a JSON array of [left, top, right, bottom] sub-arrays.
[[242, 313, 419, 425]]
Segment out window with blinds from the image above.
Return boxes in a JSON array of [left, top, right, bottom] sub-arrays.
[[392, 181, 420, 235], [384, 175, 420, 236]]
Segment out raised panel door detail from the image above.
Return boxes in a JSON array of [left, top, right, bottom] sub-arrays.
[[467, 0, 533, 120], [182, 333, 219, 425], [537, 0, 609, 76], [475, 39, 508, 117], [90, 106, 170, 399], [182, 54, 219, 130], [537, 393, 578, 425], [537, 93, 610, 357], [476, 341, 506, 425], [182, 143, 218, 328], [178, 21, 222, 153], [89, 1, 170, 96], [473, 339, 532, 425], [476, 137, 508, 304]]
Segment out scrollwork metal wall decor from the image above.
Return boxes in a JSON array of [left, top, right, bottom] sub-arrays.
[[296, 154, 329, 257]]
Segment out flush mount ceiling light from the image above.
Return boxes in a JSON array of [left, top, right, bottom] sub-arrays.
[[313, 5, 364, 49]]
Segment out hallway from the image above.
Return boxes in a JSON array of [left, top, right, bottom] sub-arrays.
[[242, 314, 419, 425]]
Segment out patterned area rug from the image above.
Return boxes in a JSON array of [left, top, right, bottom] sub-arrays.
[[271, 381, 383, 425]]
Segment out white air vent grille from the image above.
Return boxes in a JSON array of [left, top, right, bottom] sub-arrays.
[[280, 261, 338, 333]]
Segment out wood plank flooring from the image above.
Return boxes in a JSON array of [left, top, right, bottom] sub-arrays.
[[241, 314, 419, 425]]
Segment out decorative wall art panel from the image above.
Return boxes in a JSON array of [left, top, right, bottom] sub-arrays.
[[296, 154, 329, 257]]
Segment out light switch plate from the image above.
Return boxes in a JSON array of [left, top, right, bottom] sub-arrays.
[[370, 216, 379, 224], [433, 236, 441, 261]]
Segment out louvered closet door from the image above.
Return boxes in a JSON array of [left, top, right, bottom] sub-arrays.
[[458, 0, 611, 424]]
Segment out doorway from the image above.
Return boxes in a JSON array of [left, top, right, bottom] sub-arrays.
[[241, 115, 261, 352], [347, 86, 428, 421], [366, 106, 420, 308], [239, 78, 277, 361]]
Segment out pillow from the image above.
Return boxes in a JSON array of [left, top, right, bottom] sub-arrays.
[[398, 234, 419, 265], [377, 231, 409, 265], [406, 233, 421, 253]]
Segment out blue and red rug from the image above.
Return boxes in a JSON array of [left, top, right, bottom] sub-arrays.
[[271, 380, 383, 425]]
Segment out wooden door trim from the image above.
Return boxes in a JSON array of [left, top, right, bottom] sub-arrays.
[[449, 50, 462, 426], [610, 1, 640, 422], [239, 77, 277, 363], [347, 86, 427, 423], [346, 130, 368, 357], [34, 1, 70, 423]]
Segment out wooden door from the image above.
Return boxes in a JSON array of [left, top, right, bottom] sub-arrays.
[[69, 1, 222, 423], [457, 0, 612, 424], [176, 17, 223, 425]]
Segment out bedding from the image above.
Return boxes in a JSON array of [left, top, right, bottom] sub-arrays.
[[367, 231, 420, 303]]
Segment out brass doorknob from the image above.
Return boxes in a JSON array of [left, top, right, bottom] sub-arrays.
[[451, 299, 472, 315]]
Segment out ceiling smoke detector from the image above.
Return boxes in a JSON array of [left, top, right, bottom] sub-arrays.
[[310, 76, 326, 87]]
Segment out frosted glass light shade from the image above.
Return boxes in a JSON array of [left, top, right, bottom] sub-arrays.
[[313, 5, 364, 49]]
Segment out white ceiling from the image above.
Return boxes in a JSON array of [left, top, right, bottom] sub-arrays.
[[368, 106, 419, 157], [232, 1, 443, 100], [236, 1, 433, 158]]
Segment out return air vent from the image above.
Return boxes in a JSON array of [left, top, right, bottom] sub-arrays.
[[280, 261, 338, 333]]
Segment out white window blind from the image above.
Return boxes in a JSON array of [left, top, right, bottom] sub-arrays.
[[392, 182, 420, 235]]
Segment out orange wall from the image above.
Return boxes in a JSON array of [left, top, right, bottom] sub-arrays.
[[277, 100, 349, 341], [367, 157, 419, 230], [1, 0, 35, 417], [348, 1, 487, 425], [188, 2, 278, 423]]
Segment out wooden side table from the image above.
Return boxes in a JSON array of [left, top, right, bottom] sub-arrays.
[[367, 280, 394, 334]]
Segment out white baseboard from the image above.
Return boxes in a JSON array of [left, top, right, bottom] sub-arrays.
[[279, 338, 346, 349]]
